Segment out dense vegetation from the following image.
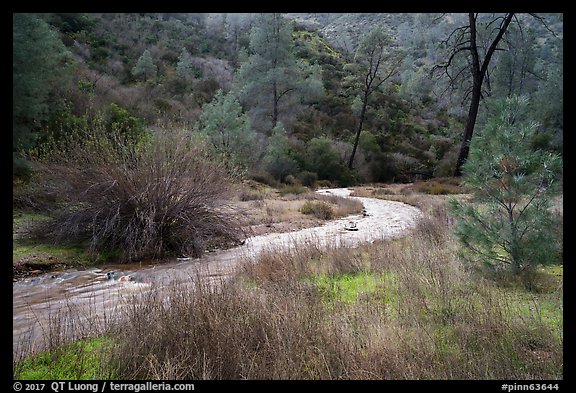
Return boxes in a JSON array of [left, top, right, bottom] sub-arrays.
[[13, 13, 562, 184], [13, 13, 562, 258], [13, 12, 563, 381]]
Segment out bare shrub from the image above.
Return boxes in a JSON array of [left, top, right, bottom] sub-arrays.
[[238, 190, 264, 202], [308, 192, 364, 218], [34, 123, 243, 261], [242, 244, 324, 283]]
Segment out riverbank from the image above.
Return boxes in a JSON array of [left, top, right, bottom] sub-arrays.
[[13, 186, 563, 380], [13, 182, 363, 281]]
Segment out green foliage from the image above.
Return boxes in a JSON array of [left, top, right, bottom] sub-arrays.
[[176, 47, 199, 80], [13, 13, 72, 176], [195, 89, 256, 169], [14, 337, 117, 380], [311, 272, 395, 304], [107, 103, 146, 143], [131, 49, 157, 81], [49, 13, 95, 36], [449, 96, 562, 276], [13, 12, 562, 193], [305, 137, 354, 185], [264, 123, 300, 181], [236, 13, 324, 132], [297, 171, 318, 188], [293, 30, 342, 61]]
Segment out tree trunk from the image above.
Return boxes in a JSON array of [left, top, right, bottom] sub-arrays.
[[454, 79, 482, 176], [272, 81, 278, 129], [452, 13, 514, 177], [348, 93, 368, 169]]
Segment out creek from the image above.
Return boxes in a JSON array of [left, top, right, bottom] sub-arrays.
[[13, 188, 422, 357]]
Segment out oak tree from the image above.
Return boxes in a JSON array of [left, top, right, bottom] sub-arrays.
[[434, 13, 515, 176], [348, 27, 403, 169]]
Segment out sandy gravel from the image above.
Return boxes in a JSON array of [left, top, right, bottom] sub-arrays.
[[242, 187, 423, 256]]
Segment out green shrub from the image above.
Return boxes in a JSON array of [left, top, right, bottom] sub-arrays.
[[305, 137, 353, 185]]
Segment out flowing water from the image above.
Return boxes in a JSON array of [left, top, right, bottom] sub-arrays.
[[12, 188, 422, 357]]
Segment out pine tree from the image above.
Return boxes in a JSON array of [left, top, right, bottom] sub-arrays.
[[132, 49, 157, 82], [176, 48, 196, 81], [449, 96, 562, 276], [236, 13, 323, 133], [13, 13, 71, 177], [195, 90, 256, 169]]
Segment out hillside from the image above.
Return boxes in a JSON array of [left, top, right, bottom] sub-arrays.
[[12, 13, 564, 382], [14, 12, 562, 186]]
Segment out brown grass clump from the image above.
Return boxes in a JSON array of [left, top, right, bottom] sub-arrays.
[[305, 192, 364, 218], [300, 200, 334, 220], [106, 199, 562, 380]]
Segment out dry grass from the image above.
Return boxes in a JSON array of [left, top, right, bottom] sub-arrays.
[[103, 197, 562, 380], [234, 187, 363, 236], [15, 189, 562, 380]]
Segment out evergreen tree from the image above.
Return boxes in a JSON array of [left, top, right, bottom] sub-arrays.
[[176, 48, 197, 81], [13, 13, 71, 176], [132, 49, 157, 82], [263, 122, 299, 181], [236, 13, 323, 133], [195, 90, 256, 169], [449, 96, 562, 276]]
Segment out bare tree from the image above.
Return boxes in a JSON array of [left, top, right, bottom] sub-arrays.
[[348, 27, 403, 170], [433, 13, 514, 176]]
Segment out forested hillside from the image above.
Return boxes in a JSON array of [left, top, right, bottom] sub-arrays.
[[12, 13, 565, 381], [14, 12, 562, 187]]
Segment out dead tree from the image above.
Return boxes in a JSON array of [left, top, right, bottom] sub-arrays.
[[434, 13, 515, 176]]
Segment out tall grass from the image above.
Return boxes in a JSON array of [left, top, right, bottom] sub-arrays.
[[100, 199, 562, 379], [13, 295, 118, 379], [14, 193, 561, 379]]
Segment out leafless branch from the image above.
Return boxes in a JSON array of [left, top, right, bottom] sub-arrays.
[[529, 13, 560, 38]]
